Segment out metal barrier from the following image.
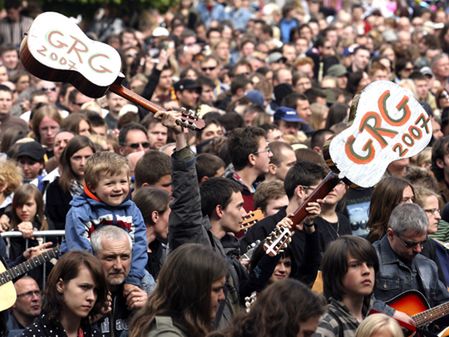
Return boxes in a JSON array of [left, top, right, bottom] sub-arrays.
[[1, 230, 65, 287]]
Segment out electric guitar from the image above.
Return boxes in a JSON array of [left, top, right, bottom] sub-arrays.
[[0, 247, 59, 311], [371, 290, 449, 336], [19, 12, 204, 131]]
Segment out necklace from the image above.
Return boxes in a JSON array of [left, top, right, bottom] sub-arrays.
[[327, 219, 340, 240]]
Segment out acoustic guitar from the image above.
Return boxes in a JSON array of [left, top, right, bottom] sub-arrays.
[[0, 247, 59, 312], [19, 12, 204, 131], [262, 80, 432, 257], [239, 210, 264, 232]]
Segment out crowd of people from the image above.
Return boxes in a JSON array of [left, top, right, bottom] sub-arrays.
[[0, 0, 449, 335]]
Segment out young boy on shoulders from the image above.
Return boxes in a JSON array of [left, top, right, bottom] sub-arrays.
[[61, 151, 148, 289]]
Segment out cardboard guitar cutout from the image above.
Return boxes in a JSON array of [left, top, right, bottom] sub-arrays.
[[20, 12, 205, 130], [264, 80, 432, 255], [327, 80, 432, 188]]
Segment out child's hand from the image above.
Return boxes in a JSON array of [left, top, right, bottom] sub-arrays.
[[17, 221, 34, 239], [0, 214, 10, 232], [123, 284, 148, 309]]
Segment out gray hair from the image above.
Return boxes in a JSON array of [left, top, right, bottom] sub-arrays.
[[388, 203, 428, 235], [91, 226, 133, 254]]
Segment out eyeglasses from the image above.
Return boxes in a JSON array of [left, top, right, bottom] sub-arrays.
[[395, 232, 427, 249], [127, 142, 150, 149], [254, 147, 272, 155], [201, 66, 216, 72], [424, 208, 440, 215], [42, 87, 56, 92], [17, 290, 41, 298], [300, 185, 319, 192]]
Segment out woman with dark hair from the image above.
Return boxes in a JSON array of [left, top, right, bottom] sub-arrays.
[[346, 71, 370, 96], [21, 251, 108, 337], [45, 136, 97, 230], [213, 279, 325, 337], [366, 176, 414, 243], [325, 103, 349, 129], [129, 243, 228, 337]]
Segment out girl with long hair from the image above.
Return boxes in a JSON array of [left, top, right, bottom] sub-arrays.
[[366, 176, 414, 243], [21, 251, 108, 337], [130, 243, 228, 337], [45, 136, 96, 230]]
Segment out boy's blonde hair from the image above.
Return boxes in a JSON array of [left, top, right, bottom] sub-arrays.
[[0, 160, 23, 196], [84, 152, 130, 190]]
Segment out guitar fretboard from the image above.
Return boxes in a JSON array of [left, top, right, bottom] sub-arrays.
[[413, 301, 449, 327], [0, 249, 58, 286]]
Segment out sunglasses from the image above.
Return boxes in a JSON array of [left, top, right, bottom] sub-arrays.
[[42, 87, 56, 92], [202, 66, 216, 72], [127, 142, 150, 149], [395, 232, 427, 249]]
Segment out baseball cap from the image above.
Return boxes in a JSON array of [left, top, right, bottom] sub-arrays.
[[245, 90, 265, 108], [16, 141, 45, 162], [267, 52, 287, 64], [173, 79, 202, 92], [326, 64, 348, 77], [420, 66, 433, 78], [152, 27, 170, 37], [274, 106, 305, 123]]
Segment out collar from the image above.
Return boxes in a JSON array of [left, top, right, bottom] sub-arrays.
[[83, 183, 101, 202]]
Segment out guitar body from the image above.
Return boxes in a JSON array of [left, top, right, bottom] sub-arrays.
[[386, 290, 430, 316], [0, 260, 16, 312], [20, 12, 122, 98]]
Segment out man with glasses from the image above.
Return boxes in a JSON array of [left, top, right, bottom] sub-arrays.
[[373, 203, 449, 323], [118, 122, 150, 156], [242, 161, 324, 286], [200, 55, 227, 97], [7, 276, 42, 335]]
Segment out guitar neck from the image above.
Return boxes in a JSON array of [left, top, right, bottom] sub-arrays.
[[0, 249, 58, 286], [110, 83, 163, 114], [289, 171, 340, 224], [413, 301, 449, 327]]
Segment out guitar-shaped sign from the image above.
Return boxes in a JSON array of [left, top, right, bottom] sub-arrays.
[[20, 12, 204, 131], [0, 247, 59, 312], [262, 80, 432, 257]]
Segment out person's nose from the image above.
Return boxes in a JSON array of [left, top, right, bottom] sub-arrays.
[[218, 289, 225, 301]]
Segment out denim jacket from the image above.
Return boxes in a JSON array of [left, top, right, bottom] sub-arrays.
[[373, 236, 449, 308]]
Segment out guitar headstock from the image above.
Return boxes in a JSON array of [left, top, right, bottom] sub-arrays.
[[240, 209, 264, 232], [176, 107, 206, 131], [263, 226, 292, 257]]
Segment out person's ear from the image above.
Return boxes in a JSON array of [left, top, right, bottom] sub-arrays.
[[248, 153, 257, 166], [268, 162, 277, 175], [436, 158, 445, 169], [215, 204, 224, 219], [56, 278, 64, 294], [151, 211, 159, 224]]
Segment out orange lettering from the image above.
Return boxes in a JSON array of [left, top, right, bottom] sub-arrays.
[[359, 111, 397, 149], [345, 135, 375, 164]]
